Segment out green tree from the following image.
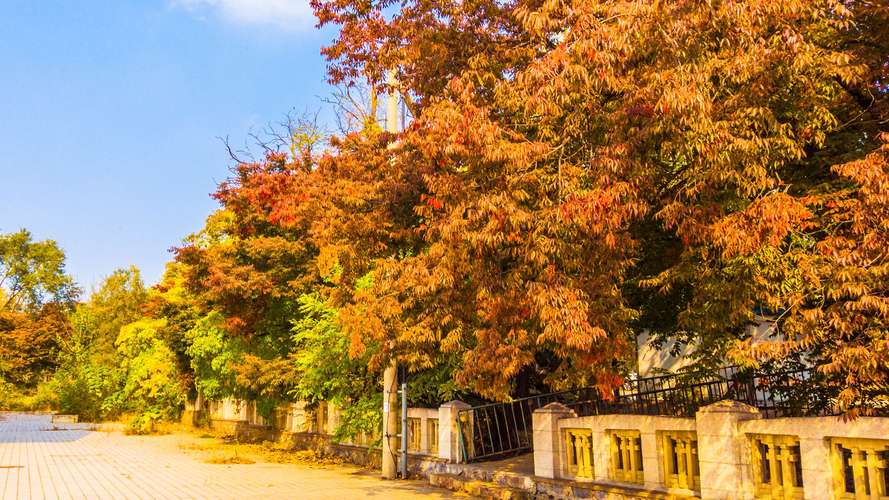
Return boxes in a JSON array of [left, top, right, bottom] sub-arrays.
[[0, 229, 79, 312], [185, 311, 242, 401], [0, 229, 77, 400], [52, 267, 148, 420], [108, 318, 186, 432]]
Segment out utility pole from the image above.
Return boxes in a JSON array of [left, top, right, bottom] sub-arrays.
[[382, 361, 399, 479], [381, 70, 400, 480], [400, 370, 408, 478]]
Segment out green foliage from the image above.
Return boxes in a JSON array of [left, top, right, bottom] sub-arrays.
[[185, 311, 241, 400], [290, 293, 364, 403], [45, 266, 187, 424], [331, 394, 382, 445], [0, 380, 57, 412], [51, 359, 121, 421], [127, 408, 165, 435], [406, 366, 462, 407], [290, 292, 382, 440], [47, 267, 150, 420], [0, 229, 79, 312], [67, 266, 147, 359], [109, 318, 186, 422]]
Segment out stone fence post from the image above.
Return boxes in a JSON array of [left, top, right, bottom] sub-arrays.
[[532, 403, 576, 479], [438, 400, 470, 463], [327, 402, 341, 436], [696, 400, 762, 499]]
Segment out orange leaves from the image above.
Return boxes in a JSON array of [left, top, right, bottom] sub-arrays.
[[557, 182, 647, 241], [710, 193, 813, 259], [168, 0, 889, 406], [722, 135, 889, 413], [0, 304, 72, 386], [419, 193, 443, 211]]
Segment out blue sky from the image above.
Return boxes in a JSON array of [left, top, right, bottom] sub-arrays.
[[0, 1, 336, 293]]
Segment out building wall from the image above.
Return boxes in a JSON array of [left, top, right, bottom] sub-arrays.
[[637, 317, 778, 377]]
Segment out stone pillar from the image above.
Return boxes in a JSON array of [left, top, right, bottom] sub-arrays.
[[696, 401, 761, 500], [798, 438, 832, 500], [438, 400, 471, 463], [290, 401, 308, 432], [640, 428, 661, 489], [591, 426, 610, 481], [181, 398, 196, 426], [419, 414, 429, 454], [327, 402, 341, 437], [532, 403, 577, 479]]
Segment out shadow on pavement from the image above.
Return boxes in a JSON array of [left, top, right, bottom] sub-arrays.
[[0, 412, 94, 443]]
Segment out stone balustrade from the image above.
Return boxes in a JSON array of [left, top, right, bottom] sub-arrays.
[[532, 400, 889, 500], [200, 397, 466, 464], [197, 396, 888, 498]]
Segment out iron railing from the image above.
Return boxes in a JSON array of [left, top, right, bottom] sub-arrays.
[[726, 367, 838, 418], [456, 366, 857, 462], [455, 388, 600, 461], [573, 366, 743, 418]]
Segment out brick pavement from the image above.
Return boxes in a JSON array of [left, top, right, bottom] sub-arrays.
[[0, 413, 458, 500]]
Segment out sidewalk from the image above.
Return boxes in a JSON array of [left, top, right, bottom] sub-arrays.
[[0, 412, 461, 499]]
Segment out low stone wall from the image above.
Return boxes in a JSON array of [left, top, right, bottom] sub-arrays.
[[530, 476, 697, 500], [533, 401, 889, 500], [331, 442, 382, 469], [736, 414, 889, 498]]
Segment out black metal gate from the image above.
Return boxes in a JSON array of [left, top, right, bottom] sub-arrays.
[[455, 388, 600, 462]]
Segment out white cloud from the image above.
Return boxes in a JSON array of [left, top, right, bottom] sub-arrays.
[[173, 0, 315, 30]]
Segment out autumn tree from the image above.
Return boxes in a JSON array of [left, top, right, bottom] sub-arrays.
[[312, 0, 889, 410], [173, 107, 465, 433], [0, 304, 71, 387], [0, 230, 77, 392], [173, 118, 334, 412]]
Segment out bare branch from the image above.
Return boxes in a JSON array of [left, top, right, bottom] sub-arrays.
[[218, 135, 253, 165]]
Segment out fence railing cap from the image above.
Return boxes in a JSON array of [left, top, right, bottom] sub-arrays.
[[441, 400, 471, 409], [536, 402, 577, 415], [697, 400, 760, 415]]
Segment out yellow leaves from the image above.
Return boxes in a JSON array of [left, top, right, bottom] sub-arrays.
[[827, 51, 866, 86], [316, 246, 344, 284]]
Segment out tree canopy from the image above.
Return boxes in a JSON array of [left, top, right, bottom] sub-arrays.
[[0, 229, 78, 312], [307, 0, 888, 410], [3, 0, 887, 422]]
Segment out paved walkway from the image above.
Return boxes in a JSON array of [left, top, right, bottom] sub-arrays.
[[0, 413, 459, 499]]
